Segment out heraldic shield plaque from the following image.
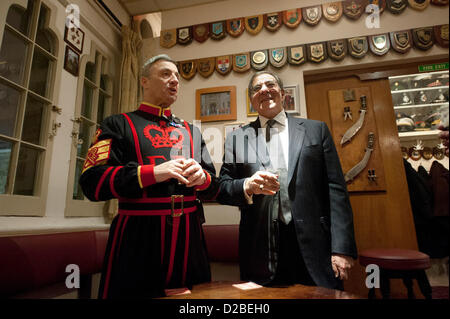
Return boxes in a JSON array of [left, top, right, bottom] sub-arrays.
[[328, 86, 386, 192], [160, 29, 176, 48], [389, 30, 412, 53], [227, 18, 245, 37], [322, 2, 343, 22], [264, 12, 283, 32], [216, 55, 232, 75]]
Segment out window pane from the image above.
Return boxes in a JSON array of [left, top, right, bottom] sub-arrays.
[[35, 4, 53, 54], [22, 96, 45, 145], [85, 62, 96, 82], [6, 0, 34, 37], [77, 120, 93, 158], [97, 93, 106, 123], [0, 30, 29, 85], [29, 48, 51, 98], [13, 144, 40, 195], [0, 140, 13, 194], [81, 82, 94, 118], [0, 82, 21, 137], [73, 159, 85, 200], [100, 75, 107, 91]]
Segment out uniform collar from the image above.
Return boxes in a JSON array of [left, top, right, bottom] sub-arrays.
[[138, 102, 172, 118]]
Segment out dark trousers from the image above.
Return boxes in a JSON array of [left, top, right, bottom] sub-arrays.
[[270, 221, 316, 286]]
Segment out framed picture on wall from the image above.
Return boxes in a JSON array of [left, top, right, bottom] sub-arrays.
[[196, 86, 237, 122], [246, 88, 258, 117], [283, 84, 300, 114], [63, 45, 80, 77], [64, 25, 85, 53]]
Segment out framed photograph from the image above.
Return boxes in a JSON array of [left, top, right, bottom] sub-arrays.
[[64, 25, 85, 53], [196, 86, 237, 122], [283, 84, 300, 114], [64, 45, 79, 77], [224, 121, 245, 139], [246, 88, 258, 117]]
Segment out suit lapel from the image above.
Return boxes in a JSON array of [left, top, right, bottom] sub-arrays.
[[287, 115, 305, 184]]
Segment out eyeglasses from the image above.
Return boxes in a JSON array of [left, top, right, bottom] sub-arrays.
[[251, 81, 278, 94]]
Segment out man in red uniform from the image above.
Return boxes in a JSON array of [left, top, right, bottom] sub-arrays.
[[80, 54, 218, 298]]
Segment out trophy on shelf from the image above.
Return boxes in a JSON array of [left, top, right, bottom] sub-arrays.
[[415, 90, 428, 104], [432, 89, 447, 103], [400, 92, 412, 105]]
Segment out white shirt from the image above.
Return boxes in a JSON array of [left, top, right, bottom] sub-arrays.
[[243, 111, 289, 204]]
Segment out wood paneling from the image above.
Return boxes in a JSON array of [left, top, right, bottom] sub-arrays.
[[305, 75, 419, 297], [328, 86, 386, 192]]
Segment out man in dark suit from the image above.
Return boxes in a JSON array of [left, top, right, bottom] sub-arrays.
[[217, 71, 357, 290]]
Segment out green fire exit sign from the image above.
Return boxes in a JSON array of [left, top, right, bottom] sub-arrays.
[[418, 62, 449, 72]]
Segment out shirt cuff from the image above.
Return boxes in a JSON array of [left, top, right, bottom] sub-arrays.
[[138, 165, 156, 188], [195, 170, 212, 191], [243, 178, 253, 205]]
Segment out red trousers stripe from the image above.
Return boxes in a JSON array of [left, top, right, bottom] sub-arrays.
[[165, 217, 181, 286], [182, 214, 190, 285], [95, 167, 113, 201]]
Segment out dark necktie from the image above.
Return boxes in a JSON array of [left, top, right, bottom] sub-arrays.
[[266, 119, 292, 225]]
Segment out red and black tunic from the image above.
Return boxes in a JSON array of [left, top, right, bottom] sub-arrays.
[[79, 102, 218, 299]]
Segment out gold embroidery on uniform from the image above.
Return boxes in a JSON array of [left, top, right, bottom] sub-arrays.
[[137, 165, 144, 188], [82, 139, 112, 173]]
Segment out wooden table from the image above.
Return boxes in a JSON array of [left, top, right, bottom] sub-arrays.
[[162, 281, 362, 299]]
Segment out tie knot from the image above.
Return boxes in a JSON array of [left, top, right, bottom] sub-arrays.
[[266, 119, 277, 128]]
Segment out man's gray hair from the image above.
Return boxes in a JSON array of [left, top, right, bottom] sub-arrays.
[[247, 71, 284, 99], [141, 54, 177, 77]]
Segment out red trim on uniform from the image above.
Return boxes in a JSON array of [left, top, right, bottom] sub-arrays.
[[123, 113, 144, 165], [95, 167, 114, 201], [119, 196, 196, 203], [138, 102, 172, 118], [140, 164, 156, 187], [109, 166, 123, 198], [165, 217, 181, 286], [118, 206, 197, 216], [102, 214, 124, 299], [161, 216, 165, 265], [182, 214, 190, 285], [195, 170, 211, 191]]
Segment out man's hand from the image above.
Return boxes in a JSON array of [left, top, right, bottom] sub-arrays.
[[331, 254, 354, 280], [244, 171, 280, 196], [181, 159, 206, 187], [153, 158, 190, 184]]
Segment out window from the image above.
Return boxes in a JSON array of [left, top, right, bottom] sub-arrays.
[[65, 47, 113, 217], [0, 0, 58, 216]]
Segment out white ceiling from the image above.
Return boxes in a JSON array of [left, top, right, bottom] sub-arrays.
[[119, 0, 227, 16]]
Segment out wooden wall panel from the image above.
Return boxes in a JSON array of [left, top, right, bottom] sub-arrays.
[[305, 76, 419, 297], [328, 86, 386, 192]]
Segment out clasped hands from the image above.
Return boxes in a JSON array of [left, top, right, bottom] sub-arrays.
[[244, 171, 280, 196], [153, 158, 205, 187]]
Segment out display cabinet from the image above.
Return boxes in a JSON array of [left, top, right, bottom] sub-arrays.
[[389, 70, 449, 170]]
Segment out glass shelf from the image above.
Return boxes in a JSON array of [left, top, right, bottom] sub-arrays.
[[389, 69, 449, 136]]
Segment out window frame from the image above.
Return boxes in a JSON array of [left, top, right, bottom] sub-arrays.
[[0, 0, 62, 216], [65, 43, 114, 217]]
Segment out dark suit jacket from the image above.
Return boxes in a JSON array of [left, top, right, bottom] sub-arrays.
[[217, 114, 357, 289]]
